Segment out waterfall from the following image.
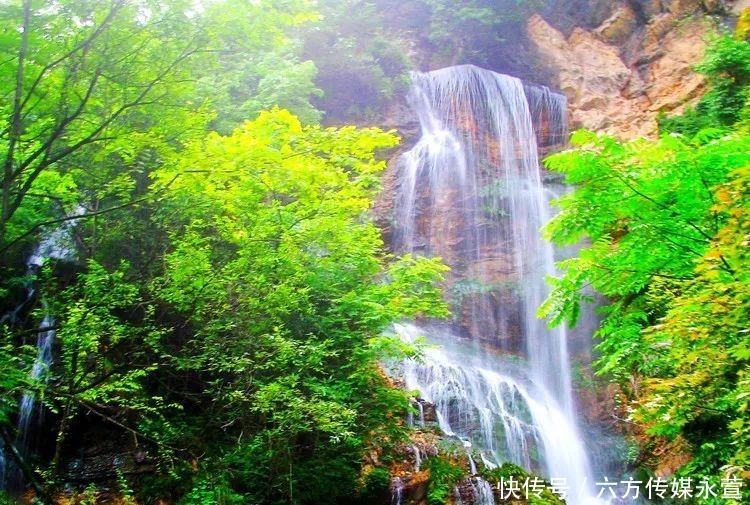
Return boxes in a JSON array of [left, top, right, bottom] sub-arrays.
[[471, 477, 496, 505], [393, 65, 602, 504], [411, 444, 422, 472], [16, 209, 81, 441], [391, 476, 404, 505], [0, 206, 82, 491], [16, 314, 55, 451]]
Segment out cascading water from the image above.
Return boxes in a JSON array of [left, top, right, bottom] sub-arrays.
[[16, 314, 55, 450], [391, 476, 404, 505], [0, 207, 82, 491], [470, 477, 496, 505], [393, 65, 602, 504]]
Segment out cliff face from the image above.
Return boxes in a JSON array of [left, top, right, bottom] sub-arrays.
[[529, 0, 743, 139], [375, 0, 745, 348]]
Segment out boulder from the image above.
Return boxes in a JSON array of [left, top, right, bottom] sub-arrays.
[[596, 4, 639, 43]]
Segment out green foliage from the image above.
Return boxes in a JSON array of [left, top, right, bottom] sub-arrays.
[[80, 484, 98, 505], [695, 35, 750, 126], [480, 461, 528, 482], [0, 0, 213, 250], [425, 457, 464, 505], [544, 40, 750, 485], [540, 129, 750, 327], [198, 0, 323, 133], [177, 474, 245, 505], [301, 0, 411, 123], [635, 166, 750, 479], [543, 112, 750, 493], [51, 260, 164, 405], [0, 2, 354, 497], [423, 0, 542, 65], [115, 469, 137, 505], [362, 467, 391, 495], [0, 1, 451, 489], [0, 1, 556, 502], [0, 342, 31, 425], [542, 34, 750, 484], [0, 103, 449, 502], [143, 109, 448, 503]]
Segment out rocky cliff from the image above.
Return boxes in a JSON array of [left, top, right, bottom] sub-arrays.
[[376, 0, 747, 280], [376, 1, 746, 141], [530, 0, 747, 139]]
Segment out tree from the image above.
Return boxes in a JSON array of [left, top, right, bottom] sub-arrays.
[[540, 32, 750, 501], [0, 0, 320, 255], [143, 109, 449, 503], [0, 0, 206, 247], [539, 124, 750, 496], [636, 165, 750, 488], [0, 1, 344, 499]]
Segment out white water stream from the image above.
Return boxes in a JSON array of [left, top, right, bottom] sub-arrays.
[[393, 65, 604, 505]]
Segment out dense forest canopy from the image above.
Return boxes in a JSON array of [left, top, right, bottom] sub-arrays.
[[0, 0, 748, 504]]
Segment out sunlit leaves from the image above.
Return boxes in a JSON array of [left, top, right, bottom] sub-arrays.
[[635, 165, 750, 475], [542, 130, 750, 329], [542, 129, 750, 485], [149, 108, 448, 502]]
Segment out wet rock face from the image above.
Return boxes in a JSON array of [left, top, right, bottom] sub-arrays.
[[378, 117, 562, 348], [527, 1, 717, 140]]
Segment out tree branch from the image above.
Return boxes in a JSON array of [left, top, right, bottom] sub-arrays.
[[1, 0, 31, 240], [18, 0, 126, 114]]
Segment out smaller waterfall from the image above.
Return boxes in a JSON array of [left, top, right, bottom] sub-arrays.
[[471, 477, 496, 505], [411, 445, 422, 472], [16, 314, 55, 450], [390, 477, 404, 505], [466, 444, 477, 475], [451, 476, 497, 505], [15, 209, 81, 445], [0, 206, 82, 490]]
